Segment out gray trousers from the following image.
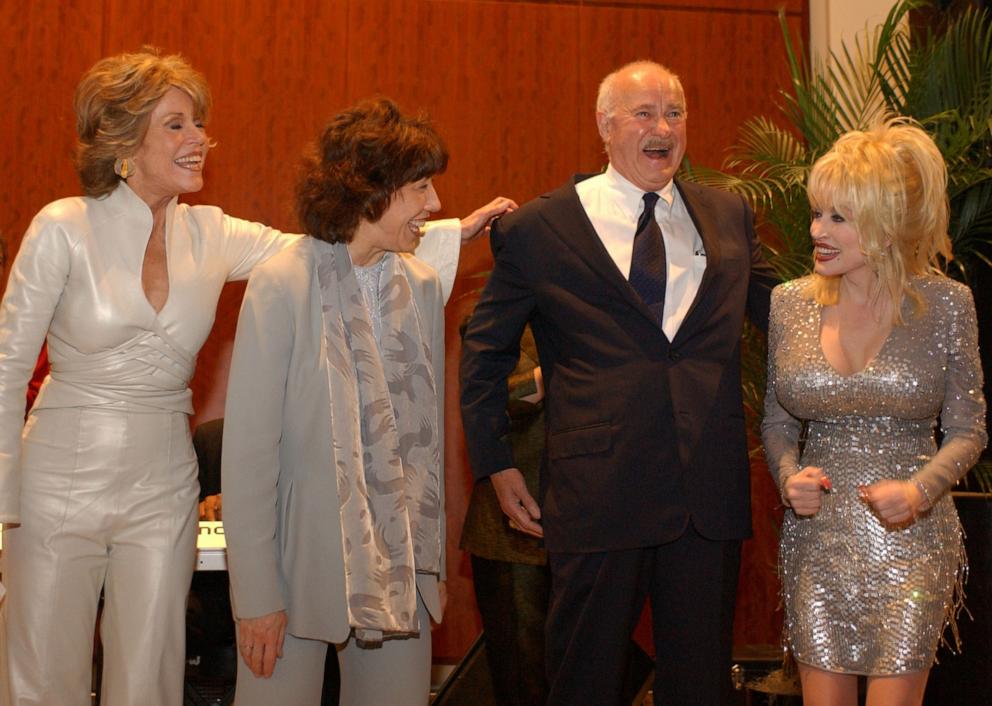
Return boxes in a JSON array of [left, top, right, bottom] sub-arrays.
[[234, 594, 432, 706]]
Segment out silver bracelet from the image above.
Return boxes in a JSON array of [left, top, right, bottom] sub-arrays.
[[915, 480, 934, 510]]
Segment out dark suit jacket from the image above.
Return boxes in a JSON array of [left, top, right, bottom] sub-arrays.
[[460, 326, 546, 565], [460, 175, 777, 553]]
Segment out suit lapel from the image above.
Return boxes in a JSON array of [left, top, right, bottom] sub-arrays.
[[672, 179, 721, 342], [538, 176, 664, 331]]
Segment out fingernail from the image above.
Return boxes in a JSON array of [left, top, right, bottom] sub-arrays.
[[820, 477, 832, 492]]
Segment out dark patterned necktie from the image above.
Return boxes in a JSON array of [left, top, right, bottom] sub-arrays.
[[629, 191, 667, 323]]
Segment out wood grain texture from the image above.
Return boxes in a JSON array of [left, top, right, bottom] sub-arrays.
[[0, 1, 103, 261], [1, 0, 807, 662]]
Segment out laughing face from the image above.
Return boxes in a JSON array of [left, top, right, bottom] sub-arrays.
[[597, 66, 687, 192], [354, 177, 441, 265], [127, 86, 209, 207], [810, 205, 870, 280]]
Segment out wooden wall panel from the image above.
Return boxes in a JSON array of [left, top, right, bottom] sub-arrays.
[[0, 1, 103, 260], [2, 0, 807, 663], [102, 0, 349, 226], [581, 0, 803, 10], [345, 0, 583, 219]]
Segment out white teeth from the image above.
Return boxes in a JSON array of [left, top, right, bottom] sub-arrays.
[[175, 155, 202, 166]]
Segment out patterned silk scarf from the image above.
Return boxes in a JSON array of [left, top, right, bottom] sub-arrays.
[[312, 239, 441, 642]]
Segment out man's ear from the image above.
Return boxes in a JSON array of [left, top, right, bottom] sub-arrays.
[[596, 112, 611, 143]]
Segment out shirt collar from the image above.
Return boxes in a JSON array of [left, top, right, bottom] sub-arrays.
[[604, 164, 676, 219]]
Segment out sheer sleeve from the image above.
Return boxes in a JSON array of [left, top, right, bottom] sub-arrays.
[[761, 285, 804, 498], [912, 282, 987, 501]]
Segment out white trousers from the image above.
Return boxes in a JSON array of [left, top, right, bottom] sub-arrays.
[[1, 406, 199, 706], [234, 593, 432, 706]]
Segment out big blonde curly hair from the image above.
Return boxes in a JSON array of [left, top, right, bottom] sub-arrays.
[[806, 117, 952, 323]]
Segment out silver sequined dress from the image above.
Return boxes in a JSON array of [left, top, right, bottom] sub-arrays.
[[761, 275, 987, 675]]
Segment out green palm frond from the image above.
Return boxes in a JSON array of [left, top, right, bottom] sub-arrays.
[[681, 165, 788, 209], [685, 120, 808, 214], [724, 118, 809, 174], [682, 0, 992, 281], [949, 178, 992, 280], [762, 196, 814, 282], [876, 10, 916, 110], [680, 0, 992, 443], [777, 16, 843, 150], [899, 6, 992, 122], [823, 26, 889, 130]]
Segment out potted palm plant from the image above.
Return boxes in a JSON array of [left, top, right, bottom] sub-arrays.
[[682, 1, 992, 701]]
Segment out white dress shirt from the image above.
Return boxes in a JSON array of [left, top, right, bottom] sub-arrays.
[[576, 165, 706, 340]]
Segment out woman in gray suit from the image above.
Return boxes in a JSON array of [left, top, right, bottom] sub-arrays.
[[222, 98, 448, 706]]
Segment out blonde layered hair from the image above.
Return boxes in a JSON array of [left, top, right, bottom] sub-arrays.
[[74, 48, 213, 198], [806, 118, 952, 323]]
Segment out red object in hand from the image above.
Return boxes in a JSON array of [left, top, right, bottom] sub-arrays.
[[820, 476, 832, 492]]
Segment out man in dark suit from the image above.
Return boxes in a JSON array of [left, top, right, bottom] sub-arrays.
[[460, 325, 549, 706], [460, 60, 778, 705]]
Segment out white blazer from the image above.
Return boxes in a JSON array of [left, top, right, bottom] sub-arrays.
[[221, 238, 447, 643]]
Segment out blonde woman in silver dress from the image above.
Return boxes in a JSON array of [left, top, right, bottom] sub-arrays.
[[761, 119, 987, 706]]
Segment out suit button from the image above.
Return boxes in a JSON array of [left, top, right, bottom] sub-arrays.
[[669, 350, 681, 361]]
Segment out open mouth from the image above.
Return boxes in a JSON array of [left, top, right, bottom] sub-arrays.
[[814, 245, 840, 261], [642, 144, 672, 160], [408, 218, 427, 235], [175, 154, 204, 171]]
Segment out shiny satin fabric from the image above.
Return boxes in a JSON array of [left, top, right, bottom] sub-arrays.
[[0, 182, 294, 706], [0, 183, 296, 523], [2, 406, 198, 706]]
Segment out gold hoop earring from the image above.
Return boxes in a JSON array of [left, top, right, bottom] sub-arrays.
[[114, 158, 133, 179]]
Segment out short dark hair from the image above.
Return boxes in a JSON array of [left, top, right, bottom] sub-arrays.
[[296, 98, 448, 243]]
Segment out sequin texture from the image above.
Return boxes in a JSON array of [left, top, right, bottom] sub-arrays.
[[761, 275, 987, 675]]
